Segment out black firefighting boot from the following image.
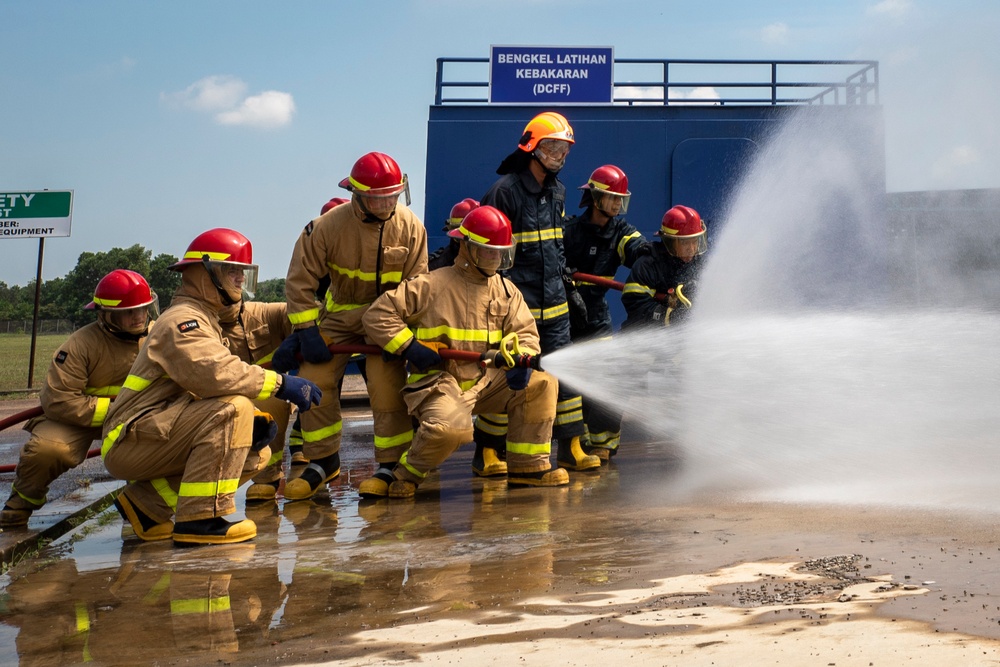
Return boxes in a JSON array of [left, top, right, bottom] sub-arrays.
[[359, 467, 395, 499], [472, 443, 508, 477], [115, 492, 173, 542], [507, 466, 569, 487], [172, 516, 257, 546], [556, 436, 601, 471], [283, 452, 340, 501]]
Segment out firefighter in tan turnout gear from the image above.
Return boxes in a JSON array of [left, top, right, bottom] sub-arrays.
[[0, 270, 157, 528], [359, 205, 569, 498], [272, 151, 428, 501], [101, 229, 322, 546]]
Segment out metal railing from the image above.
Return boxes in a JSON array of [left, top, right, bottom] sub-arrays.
[[434, 57, 878, 106]]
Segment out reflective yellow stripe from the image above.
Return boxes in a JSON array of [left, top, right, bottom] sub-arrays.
[[101, 424, 123, 459], [406, 369, 438, 384], [475, 419, 508, 436], [178, 478, 239, 498], [288, 308, 320, 325], [324, 291, 367, 313], [381, 271, 403, 284], [414, 325, 504, 344], [90, 397, 111, 427], [123, 374, 153, 391], [386, 328, 414, 354], [374, 429, 414, 450], [151, 478, 178, 510], [171, 596, 232, 615], [256, 370, 279, 400], [555, 409, 584, 425], [92, 296, 122, 307], [478, 412, 508, 425], [558, 396, 583, 411], [144, 574, 172, 604], [329, 263, 377, 282], [183, 250, 231, 261], [623, 282, 655, 296], [506, 441, 551, 456], [528, 301, 569, 321], [513, 228, 563, 244], [617, 231, 641, 261], [255, 351, 274, 366], [12, 484, 45, 506], [75, 602, 90, 633], [302, 420, 343, 442], [266, 448, 284, 467], [590, 431, 621, 449], [458, 379, 478, 392], [85, 385, 120, 397], [397, 450, 426, 479]]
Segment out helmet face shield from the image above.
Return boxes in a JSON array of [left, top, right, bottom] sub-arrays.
[[533, 139, 571, 173], [354, 175, 410, 220], [469, 239, 515, 275], [593, 190, 630, 215], [664, 235, 708, 262], [97, 293, 158, 335], [213, 261, 259, 300]]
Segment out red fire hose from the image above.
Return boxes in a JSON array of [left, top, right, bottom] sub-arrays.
[[0, 405, 99, 474], [571, 271, 668, 302]]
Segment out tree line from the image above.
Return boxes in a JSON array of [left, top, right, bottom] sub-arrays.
[[0, 244, 286, 328]]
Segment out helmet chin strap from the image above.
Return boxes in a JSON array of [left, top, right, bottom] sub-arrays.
[[532, 151, 564, 175], [201, 256, 239, 306]]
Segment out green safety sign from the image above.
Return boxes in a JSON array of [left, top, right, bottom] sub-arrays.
[[0, 190, 74, 239]]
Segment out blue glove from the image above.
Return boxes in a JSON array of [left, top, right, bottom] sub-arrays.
[[505, 366, 532, 391], [277, 374, 323, 412], [272, 331, 301, 373], [403, 341, 442, 371], [299, 325, 332, 364]]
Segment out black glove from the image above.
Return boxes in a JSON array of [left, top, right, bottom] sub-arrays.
[[277, 374, 323, 412], [635, 242, 654, 258], [505, 366, 532, 391], [251, 410, 278, 452], [272, 332, 301, 373], [561, 266, 588, 331], [403, 341, 442, 371], [652, 303, 670, 326], [299, 325, 332, 364]]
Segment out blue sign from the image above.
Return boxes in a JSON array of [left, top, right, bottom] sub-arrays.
[[490, 45, 614, 105]]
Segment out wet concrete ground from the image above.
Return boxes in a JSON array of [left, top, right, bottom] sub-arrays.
[[3, 394, 1000, 665]]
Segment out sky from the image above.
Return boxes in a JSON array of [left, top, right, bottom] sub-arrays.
[[1, 0, 998, 285]]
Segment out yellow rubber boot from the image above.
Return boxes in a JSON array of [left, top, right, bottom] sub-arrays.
[[115, 493, 174, 542], [556, 436, 601, 471], [472, 445, 507, 477], [507, 466, 569, 487]]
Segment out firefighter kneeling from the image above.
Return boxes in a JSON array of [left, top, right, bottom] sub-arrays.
[[359, 206, 569, 498]]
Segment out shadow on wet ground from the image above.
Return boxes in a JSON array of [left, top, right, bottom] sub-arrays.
[[3, 405, 1000, 666]]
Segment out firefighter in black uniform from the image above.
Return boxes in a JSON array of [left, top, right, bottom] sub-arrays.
[[428, 198, 479, 271], [475, 111, 600, 476], [563, 165, 649, 461]]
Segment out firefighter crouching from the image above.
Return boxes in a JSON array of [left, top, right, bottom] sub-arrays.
[[359, 206, 569, 499], [0, 270, 157, 528], [100, 229, 322, 546], [272, 151, 428, 501]]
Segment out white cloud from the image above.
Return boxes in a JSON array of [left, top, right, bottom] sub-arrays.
[[162, 75, 248, 111], [215, 91, 296, 128], [867, 0, 913, 19], [761, 22, 790, 45], [614, 85, 721, 105], [162, 76, 295, 128]]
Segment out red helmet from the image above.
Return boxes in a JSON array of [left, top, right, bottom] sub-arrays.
[[168, 228, 258, 301], [444, 198, 480, 231], [86, 269, 154, 310], [578, 164, 631, 213], [518, 112, 575, 152], [449, 205, 516, 273], [338, 152, 407, 197], [657, 205, 707, 258], [320, 197, 350, 216]]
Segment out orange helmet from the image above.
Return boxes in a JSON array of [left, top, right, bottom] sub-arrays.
[[444, 198, 480, 231], [86, 269, 157, 336], [657, 205, 707, 257], [578, 164, 631, 213], [517, 112, 575, 153], [169, 228, 258, 302], [320, 197, 350, 215], [449, 205, 515, 274]]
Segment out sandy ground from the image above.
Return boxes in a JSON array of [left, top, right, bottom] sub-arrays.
[[2, 397, 1000, 666]]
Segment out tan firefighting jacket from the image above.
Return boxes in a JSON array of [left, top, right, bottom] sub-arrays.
[[219, 301, 290, 366], [32, 321, 145, 430], [102, 268, 282, 447], [362, 243, 540, 392], [284, 201, 428, 329]]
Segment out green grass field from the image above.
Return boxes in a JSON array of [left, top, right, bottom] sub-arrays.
[[0, 333, 71, 393]]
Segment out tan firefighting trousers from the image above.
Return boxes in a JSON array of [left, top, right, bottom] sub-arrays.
[[393, 370, 557, 485], [103, 395, 268, 524], [249, 396, 291, 485], [7, 418, 100, 510], [296, 308, 411, 465]]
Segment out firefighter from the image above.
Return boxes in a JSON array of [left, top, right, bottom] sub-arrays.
[[476, 111, 600, 475], [428, 198, 478, 271], [272, 152, 428, 501], [100, 228, 322, 546], [563, 165, 649, 462], [0, 270, 156, 528], [358, 206, 569, 498], [622, 205, 706, 329], [218, 298, 295, 503]]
